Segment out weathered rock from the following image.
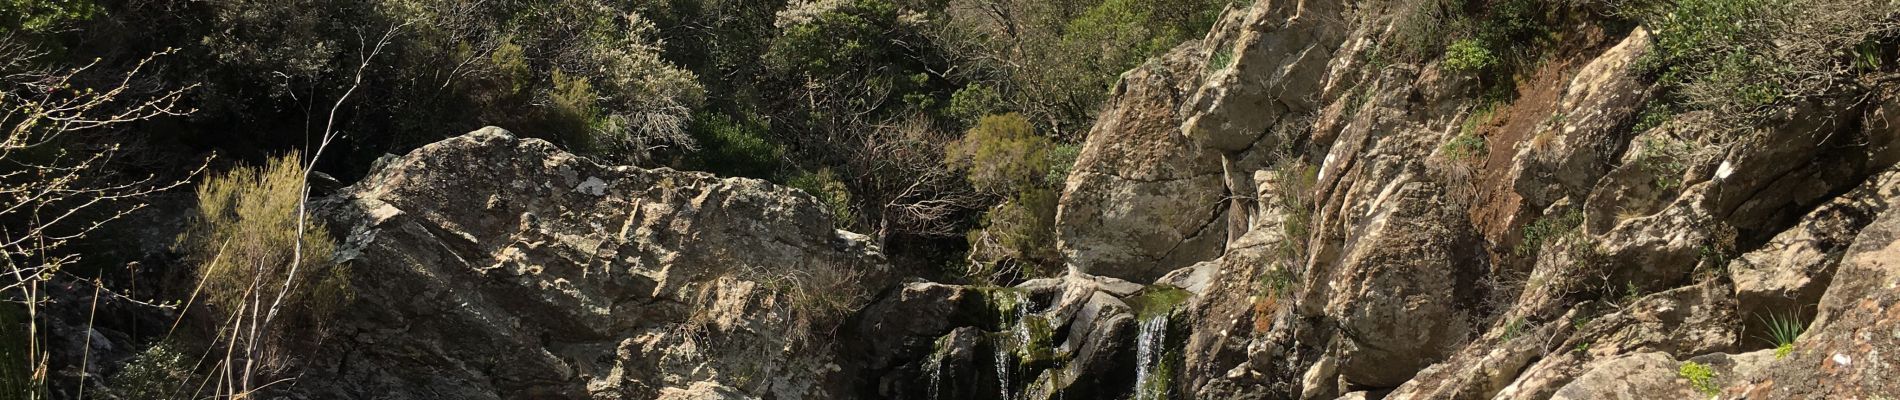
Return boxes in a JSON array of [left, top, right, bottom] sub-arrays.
[[1729, 169, 1898, 344], [301, 127, 893, 400], [1321, 181, 1487, 389], [1509, 28, 1654, 213], [1180, 0, 1347, 153], [1548, 352, 1697, 400], [656, 383, 757, 400], [1057, 39, 1229, 283], [1729, 207, 1900, 396]]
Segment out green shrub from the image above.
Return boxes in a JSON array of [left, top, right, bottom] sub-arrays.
[[788, 168, 855, 229], [547, 70, 603, 151], [1677, 361, 1719, 396], [1271, 160, 1318, 265], [1442, 133, 1487, 162], [1044, 143, 1081, 186], [0, 0, 100, 34], [1518, 210, 1583, 257], [767, 0, 902, 76], [966, 188, 1062, 279], [104, 342, 196, 400], [1635, 135, 1694, 192], [943, 113, 1056, 194], [177, 153, 346, 327], [946, 113, 1069, 280], [947, 83, 1004, 123], [1624, 0, 1896, 128], [686, 112, 782, 179], [1443, 38, 1498, 72]]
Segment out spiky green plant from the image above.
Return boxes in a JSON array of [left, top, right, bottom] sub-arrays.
[[1758, 311, 1806, 359]]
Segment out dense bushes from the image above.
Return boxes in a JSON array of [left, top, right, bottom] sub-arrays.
[[10, 0, 1230, 286], [1622, 0, 1898, 130]]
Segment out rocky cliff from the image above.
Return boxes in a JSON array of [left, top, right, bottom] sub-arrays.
[[286, 1, 1900, 399]]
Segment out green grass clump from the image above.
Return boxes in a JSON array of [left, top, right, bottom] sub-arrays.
[[1499, 317, 1527, 341], [1758, 311, 1806, 359], [1206, 46, 1237, 74], [1442, 133, 1487, 162]]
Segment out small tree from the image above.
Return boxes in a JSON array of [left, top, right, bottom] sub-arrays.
[[944, 113, 1066, 281], [0, 45, 197, 399], [173, 152, 348, 396]]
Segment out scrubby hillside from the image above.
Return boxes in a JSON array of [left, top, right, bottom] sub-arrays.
[[5, 0, 1900, 399]]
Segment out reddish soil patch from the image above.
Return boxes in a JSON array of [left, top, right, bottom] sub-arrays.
[[1464, 23, 1624, 267]]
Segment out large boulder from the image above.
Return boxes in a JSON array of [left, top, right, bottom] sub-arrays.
[[299, 127, 894, 399], [1321, 181, 1487, 389], [1057, 41, 1228, 283]]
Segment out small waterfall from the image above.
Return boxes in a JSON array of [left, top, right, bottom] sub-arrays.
[[997, 290, 1031, 400], [1133, 314, 1169, 400], [926, 335, 949, 400], [994, 335, 1013, 400]]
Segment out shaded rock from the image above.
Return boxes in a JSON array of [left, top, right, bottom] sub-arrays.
[[1731, 207, 1900, 396], [1729, 169, 1899, 345]]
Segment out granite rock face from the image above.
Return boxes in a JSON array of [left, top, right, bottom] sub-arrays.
[[301, 127, 893, 399]]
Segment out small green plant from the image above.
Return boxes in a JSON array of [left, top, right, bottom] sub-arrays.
[[1518, 210, 1584, 256], [788, 168, 855, 229], [1631, 101, 1675, 133], [1574, 341, 1591, 354], [1636, 136, 1694, 192], [1257, 265, 1296, 298], [1677, 361, 1720, 396], [1759, 311, 1806, 359], [1571, 315, 1594, 330], [1206, 46, 1237, 73], [1621, 281, 1644, 305], [1855, 41, 1884, 73], [103, 342, 198, 400], [1270, 160, 1319, 266], [1443, 38, 1498, 72], [1500, 317, 1527, 341], [1442, 133, 1487, 162], [1448, 101, 1501, 163]]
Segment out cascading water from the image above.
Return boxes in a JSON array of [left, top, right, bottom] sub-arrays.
[[926, 335, 949, 400], [1133, 314, 1169, 400], [996, 290, 1030, 400]]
